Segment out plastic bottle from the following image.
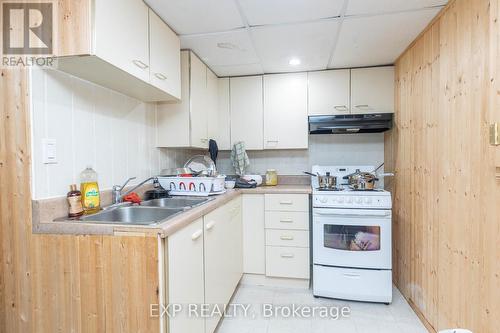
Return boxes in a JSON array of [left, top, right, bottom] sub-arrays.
[[80, 166, 100, 214]]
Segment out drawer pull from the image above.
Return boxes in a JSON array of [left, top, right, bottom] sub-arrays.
[[279, 201, 293, 205], [280, 253, 295, 258], [132, 59, 149, 69], [279, 218, 293, 223], [334, 105, 348, 111], [154, 73, 167, 80], [206, 221, 216, 230], [280, 235, 294, 241], [191, 230, 203, 241], [343, 273, 361, 279]]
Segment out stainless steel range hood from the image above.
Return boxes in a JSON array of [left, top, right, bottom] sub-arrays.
[[309, 113, 393, 134]]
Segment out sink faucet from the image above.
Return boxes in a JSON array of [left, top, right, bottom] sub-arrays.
[[112, 176, 158, 204]]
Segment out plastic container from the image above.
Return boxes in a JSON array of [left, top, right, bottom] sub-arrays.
[[265, 169, 278, 186], [80, 166, 100, 214]]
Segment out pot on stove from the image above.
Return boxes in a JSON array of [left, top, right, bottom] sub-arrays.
[[304, 171, 337, 189], [343, 169, 379, 190]]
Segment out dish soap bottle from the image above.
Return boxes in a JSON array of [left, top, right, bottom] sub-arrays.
[[67, 184, 84, 218], [80, 166, 100, 214]]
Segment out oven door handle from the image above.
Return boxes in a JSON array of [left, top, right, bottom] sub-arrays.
[[314, 209, 391, 217]]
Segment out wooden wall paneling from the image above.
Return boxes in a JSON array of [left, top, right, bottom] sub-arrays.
[[388, 0, 499, 332], [55, 0, 93, 56]]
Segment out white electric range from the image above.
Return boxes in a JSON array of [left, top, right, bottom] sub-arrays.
[[311, 165, 393, 303]]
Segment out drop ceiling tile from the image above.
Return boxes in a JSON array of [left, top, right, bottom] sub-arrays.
[[211, 63, 264, 77], [330, 8, 441, 68], [346, 0, 447, 16], [238, 0, 344, 26], [252, 20, 339, 73], [145, 0, 244, 35], [181, 30, 260, 67]]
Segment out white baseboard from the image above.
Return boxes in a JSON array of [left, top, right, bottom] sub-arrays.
[[240, 273, 310, 289]]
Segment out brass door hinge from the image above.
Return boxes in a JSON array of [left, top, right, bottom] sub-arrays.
[[490, 123, 499, 146]]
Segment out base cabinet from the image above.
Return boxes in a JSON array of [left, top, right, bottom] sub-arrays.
[[242, 194, 266, 274], [167, 198, 242, 333]]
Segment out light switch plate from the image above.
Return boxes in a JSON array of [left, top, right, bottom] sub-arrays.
[[490, 123, 499, 146], [42, 138, 57, 164]]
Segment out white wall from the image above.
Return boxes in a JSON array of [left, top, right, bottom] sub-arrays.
[[216, 134, 385, 175], [30, 68, 192, 199]]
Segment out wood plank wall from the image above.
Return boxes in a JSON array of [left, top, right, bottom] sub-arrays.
[[385, 0, 500, 332], [0, 68, 160, 332]]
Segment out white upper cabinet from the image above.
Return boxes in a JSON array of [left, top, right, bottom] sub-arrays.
[[351, 66, 395, 114], [95, 0, 150, 82], [149, 9, 181, 99], [212, 78, 231, 150], [308, 69, 350, 115], [230, 76, 264, 150], [190, 55, 209, 149], [263, 73, 308, 149]]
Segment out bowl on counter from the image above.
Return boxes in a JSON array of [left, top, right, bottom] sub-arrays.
[[225, 180, 236, 189]]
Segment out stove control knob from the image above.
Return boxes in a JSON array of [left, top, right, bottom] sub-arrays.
[[355, 197, 363, 204], [364, 198, 372, 204], [346, 197, 353, 203], [320, 197, 328, 203], [331, 197, 337, 202], [337, 197, 344, 203]]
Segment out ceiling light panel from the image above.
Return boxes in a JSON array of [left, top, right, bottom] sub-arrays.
[[238, 0, 344, 26], [252, 20, 339, 73], [346, 0, 447, 16], [144, 0, 244, 35], [330, 8, 441, 68]]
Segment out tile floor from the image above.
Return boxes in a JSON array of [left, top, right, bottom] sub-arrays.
[[217, 284, 428, 333]]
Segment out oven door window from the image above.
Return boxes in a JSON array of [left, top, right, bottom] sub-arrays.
[[324, 225, 381, 251]]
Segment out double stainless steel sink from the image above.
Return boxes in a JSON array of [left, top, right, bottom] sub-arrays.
[[78, 197, 213, 226]]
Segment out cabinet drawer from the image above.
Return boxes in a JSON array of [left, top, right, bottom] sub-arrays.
[[265, 211, 309, 230], [265, 194, 309, 212], [266, 246, 309, 279], [265, 229, 309, 248]]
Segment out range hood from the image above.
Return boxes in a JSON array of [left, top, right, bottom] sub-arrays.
[[309, 113, 393, 134]]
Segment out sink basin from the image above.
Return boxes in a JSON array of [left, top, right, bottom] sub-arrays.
[[80, 206, 183, 225], [140, 197, 212, 209]]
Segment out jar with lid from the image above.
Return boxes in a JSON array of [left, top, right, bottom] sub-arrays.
[[265, 169, 278, 186]]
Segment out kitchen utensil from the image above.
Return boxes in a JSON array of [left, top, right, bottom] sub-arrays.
[[304, 171, 337, 189], [184, 155, 217, 177], [209, 139, 218, 166], [343, 169, 379, 190]]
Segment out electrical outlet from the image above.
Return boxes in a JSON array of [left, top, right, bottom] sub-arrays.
[[42, 139, 57, 164]]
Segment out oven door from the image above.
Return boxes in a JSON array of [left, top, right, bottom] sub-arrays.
[[313, 208, 392, 269]]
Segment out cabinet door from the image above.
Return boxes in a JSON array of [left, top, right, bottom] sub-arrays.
[[156, 51, 191, 147], [230, 76, 264, 150], [242, 194, 265, 274], [95, 0, 150, 82], [204, 205, 232, 333], [207, 69, 224, 147], [168, 218, 205, 333], [149, 9, 181, 99], [308, 69, 350, 115], [214, 78, 231, 150], [190, 54, 209, 148], [228, 197, 243, 289], [264, 73, 308, 149], [351, 66, 394, 114]]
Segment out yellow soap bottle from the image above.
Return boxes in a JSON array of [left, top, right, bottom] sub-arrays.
[[80, 165, 100, 215]]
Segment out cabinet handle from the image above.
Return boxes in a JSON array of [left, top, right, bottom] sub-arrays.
[[334, 105, 348, 111], [279, 218, 293, 223], [280, 235, 294, 241], [132, 60, 149, 69], [154, 73, 167, 80], [191, 229, 203, 240], [343, 273, 361, 279], [206, 221, 216, 230], [279, 201, 293, 205], [280, 253, 295, 258], [355, 104, 370, 109]]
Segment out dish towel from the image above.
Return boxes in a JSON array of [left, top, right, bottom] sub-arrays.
[[208, 139, 218, 166], [231, 141, 250, 176]]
